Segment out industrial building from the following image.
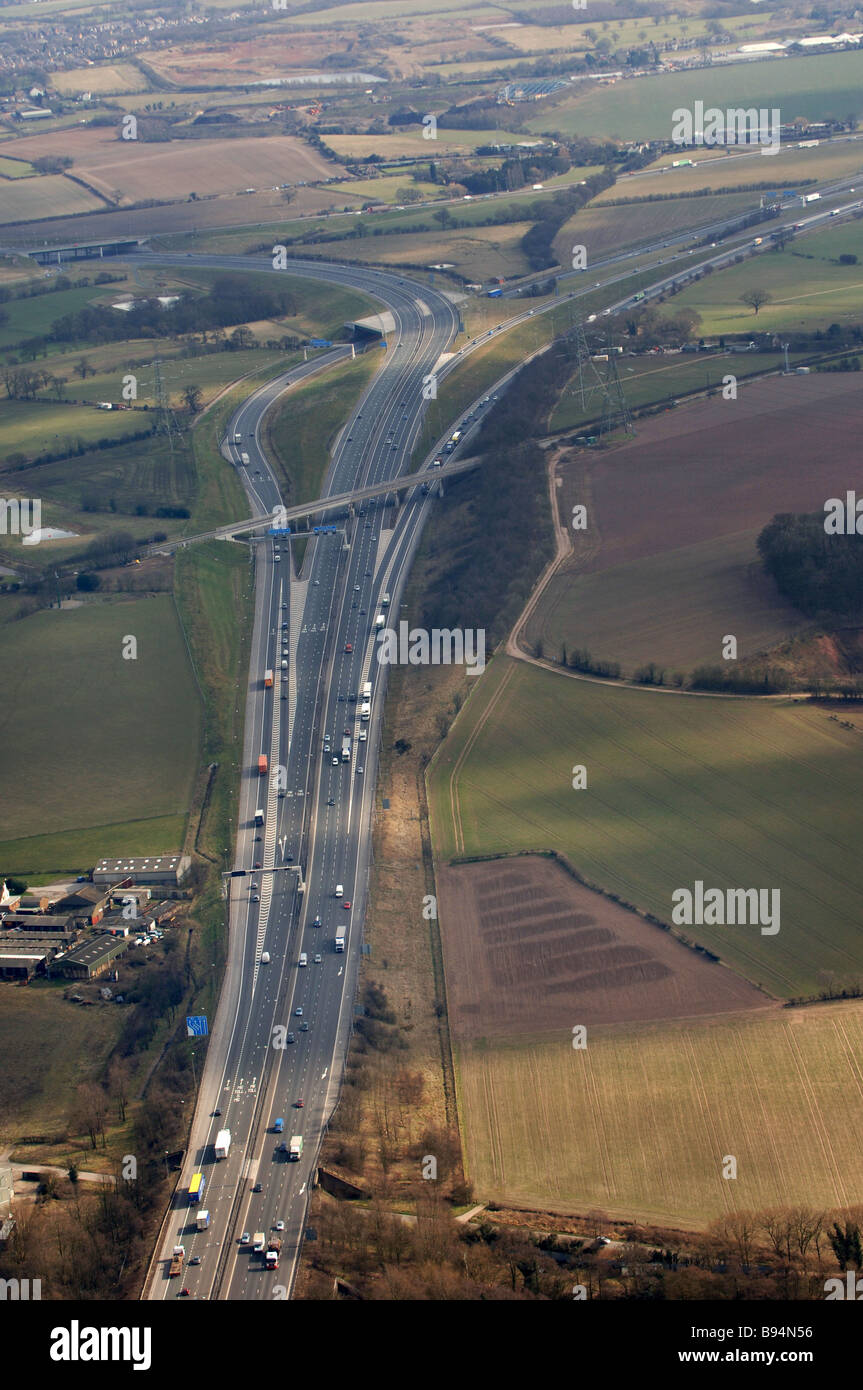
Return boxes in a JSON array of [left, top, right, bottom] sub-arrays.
[[49, 933, 130, 980], [92, 854, 190, 887]]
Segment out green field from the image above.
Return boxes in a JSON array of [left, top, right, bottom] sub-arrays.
[[0, 595, 201, 845], [533, 51, 863, 141], [549, 350, 789, 431], [0, 279, 138, 353], [0, 814, 187, 879], [428, 657, 863, 999], [0, 398, 149, 462], [0, 155, 35, 178], [456, 999, 863, 1226], [674, 219, 863, 334], [555, 191, 762, 263], [606, 138, 863, 200]]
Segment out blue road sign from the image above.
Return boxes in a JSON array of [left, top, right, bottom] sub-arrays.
[[186, 1015, 208, 1037]]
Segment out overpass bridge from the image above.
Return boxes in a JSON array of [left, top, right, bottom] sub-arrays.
[[150, 454, 481, 555]]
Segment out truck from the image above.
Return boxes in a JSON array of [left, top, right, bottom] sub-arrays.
[[169, 1245, 185, 1277], [289, 1135, 303, 1161], [753, 237, 763, 246], [487, 287, 503, 298], [803, 192, 821, 203], [335, 924, 346, 953], [196, 1209, 210, 1232], [266, 1237, 282, 1270], [214, 1128, 231, 1160], [380, 593, 390, 608], [360, 701, 371, 722], [188, 1172, 205, 1204], [240, 452, 250, 466], [234, 432, 242, 443], [255, 807, 265, 825], [361, 680, 372, 699], [274, 1117, 284, 1133], [253, 1232, 266, 1253], [341, 736, 351, 763], [375, 614, 385, 629], [257, 754, 268, 775], [264, 669, 273, 689]]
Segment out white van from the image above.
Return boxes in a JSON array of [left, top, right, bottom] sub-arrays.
[[234, 432, 242, 443], [261, 951, 270, 964], [335, 884, 343, 898], [299, 952, 308, 967]]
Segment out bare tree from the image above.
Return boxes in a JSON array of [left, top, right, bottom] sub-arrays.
[[741, 288, 772, 316]]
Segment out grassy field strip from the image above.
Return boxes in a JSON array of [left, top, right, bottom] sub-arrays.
[[455, 1000, 863, 1225], [429, 658, 863, 998]]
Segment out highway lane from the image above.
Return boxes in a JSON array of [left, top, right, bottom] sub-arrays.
[[143, 253, 457, 1300]]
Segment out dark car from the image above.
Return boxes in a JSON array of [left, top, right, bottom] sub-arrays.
[[286, 1032, 296, 1044], [212, 1108, 222, 1117], [252, 1182, 263, 1193]]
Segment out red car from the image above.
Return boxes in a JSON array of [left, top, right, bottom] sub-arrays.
[[295, 1098, 304, 1108], [344, 642, 353, 653], [343, 900, 351, 910]]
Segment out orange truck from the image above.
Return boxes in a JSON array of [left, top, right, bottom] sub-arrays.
[[258, 754, 268, 775], [264, 669, 273, 688]]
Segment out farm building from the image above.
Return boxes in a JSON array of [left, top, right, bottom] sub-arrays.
[[92, 854, 190, 887], [0, 913, 76, 934], [0, 948, 49, 980], [49, 933, 130, 980]]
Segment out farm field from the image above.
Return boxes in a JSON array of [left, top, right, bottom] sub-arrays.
[[0, 173, 107, 223], [549, 350, 789, 431], [427, 657, 863, 999], [0, 128, 342, 204], [454, 998, 863, 1225], [0, 814, 187, 879], [295, 221, 536, 278], [437, 856, 770, 1038], [535, 372, 862, 674], [49, 62, 149, 95], [0, 155, 35, 178], [0, 277, 142, 353], [0, 595, 201, 844], [673, 221, 863, 334], [0, 399, 148, 462], [530, 51, 863, 140], [606, 138, 863, 199], [554, 191, 758, 263]]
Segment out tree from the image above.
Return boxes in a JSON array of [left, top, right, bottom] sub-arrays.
[[76, 572, 100, 592], [433, 208, 452, 229], [75, 356, 92, 379], [741, 288, 772, 316], [182, 383, 203, 414]]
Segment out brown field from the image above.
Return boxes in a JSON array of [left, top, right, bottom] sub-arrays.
[[527, 372, 863, 673], [297, 222, 534, 277], [145, 32, 363, 87], [437, 856, 770, 1040], [0, 127, 341, 206], [0, 174, 107, 224]]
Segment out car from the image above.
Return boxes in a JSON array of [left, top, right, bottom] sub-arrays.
[[295, 1097, 305, 1107], [251, 881, 259, 890], [314, 953, 322, 963], [241, 1231, 250, 1243], [251, 893, 260, 902], [286, 1032, 295, 1044], [343, 900, 352, 910], [212, 1108, 222, 1117], [276, 1220, 286, 1232], [252, 1182, 263, 1192], [365, 570, 371, 577], [178, 1287, 192, 1297], [360, 608, 366, 615], [356, 765, 364, 774], [313, 916, 321, 926], [359, 730, 367, 742], [254, 860, 261, 869], [357, 413, 362, 419], [314, 578, 320, 585], [332, 756, 339, 765], [282, 602, 287, 610], [327, 796, 335, 805], [348, 693, 356, 702], [254, 834, 262, 842], [337, 693, 345, 700], [353, 584, 360, 591], [295, 1006, 303, 1016], [347, 435, 353, 442], [189, 1255, 201, 1266], [344, 642, 353, 653], [300, 1021, 309, 1031]]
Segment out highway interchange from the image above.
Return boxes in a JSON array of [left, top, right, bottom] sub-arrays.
[[141, 160, 863, 1303]]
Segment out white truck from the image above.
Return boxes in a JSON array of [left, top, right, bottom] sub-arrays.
[[335, 924, 346, 953], [240, 451, 250, 465], [214, 1128, 231, 1160], [375, 614, 385, 629], [289, 1135, 303, 1161], [360, 702, 370, 722], [255, 808, 265, 825], [196, 1209, 210, 1231], [380, 594, 390, 609], [341, 736, 351, 763], [361, 681, 372, 700], [253, 1232, 266, 1253]]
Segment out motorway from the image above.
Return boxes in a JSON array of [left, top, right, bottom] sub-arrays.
[[144, 256, 457, 1301], [142, 169, 863, 1301]]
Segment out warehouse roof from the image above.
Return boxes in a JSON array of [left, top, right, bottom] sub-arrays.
[[51, 934, 127, 969], [94, 855, 185, 874]]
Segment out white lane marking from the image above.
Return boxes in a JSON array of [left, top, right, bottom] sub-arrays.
[[321, 1068, 328, 1079]]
